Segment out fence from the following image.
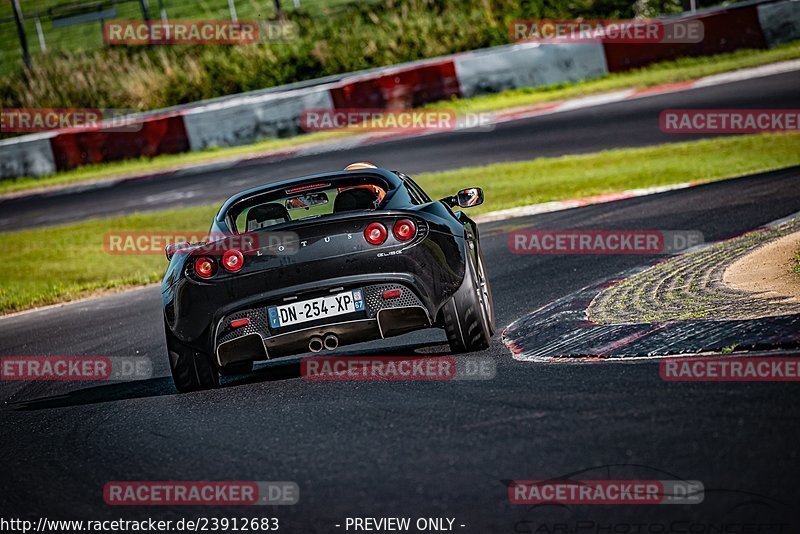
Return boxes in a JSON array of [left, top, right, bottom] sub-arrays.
[[0, 0, 361, 72], [2, 0, 741, 73]]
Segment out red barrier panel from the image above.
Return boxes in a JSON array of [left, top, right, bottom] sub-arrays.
[[330, 60, 461, 110], [49, 113, 189, 171], [603, 6, 767, 72]]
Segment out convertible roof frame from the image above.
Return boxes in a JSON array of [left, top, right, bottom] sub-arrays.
[[215, 168, 404, 224]]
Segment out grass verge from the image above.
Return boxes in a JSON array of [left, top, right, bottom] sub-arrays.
[[2, 41, 799, 196], [1, 133, 799, 315]]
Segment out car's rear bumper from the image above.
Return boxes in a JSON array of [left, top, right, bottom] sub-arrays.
[[162, 225, 468, 365], [213, 279, 432, 366]]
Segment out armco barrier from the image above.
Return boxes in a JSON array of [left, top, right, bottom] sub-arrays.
[[454, 42, 608, 98], [330, 60, 460, 110], [603, 5, 768, 72], [758, 0, 800, 47], [182, 86, 333, 151], [49, 113, 189, 172], [0, 134, 57, 179]]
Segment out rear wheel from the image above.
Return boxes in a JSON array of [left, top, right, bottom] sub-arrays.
[[475, 246, 496, 336], [165, 322, 219, 392], [443, 243, 495, 353]]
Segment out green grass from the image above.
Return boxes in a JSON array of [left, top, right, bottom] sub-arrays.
[[3, 41, 800, 196], [794, 251, 800, 275], [432, 40, 800, 114], [0, 206, 217, 314], [414, 133, 800, 213], [2, 132, 799, 314]]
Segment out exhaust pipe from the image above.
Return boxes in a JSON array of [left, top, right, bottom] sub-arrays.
[[323, 334, 339, 351], [309, 337, 323, 353]]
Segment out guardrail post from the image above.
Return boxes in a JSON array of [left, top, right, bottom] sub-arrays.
[[139, 0, 152, 22], [158, 0, 168, 23], [228, 0, 238, 21], [34, 15, 47, 53], [11, 0, 31, 69]]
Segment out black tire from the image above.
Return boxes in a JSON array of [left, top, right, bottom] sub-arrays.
[[165, 322, 219, 393], [219, 361, 254, 376], [443, 243, 495, 353], [475, 246, 496, 336]]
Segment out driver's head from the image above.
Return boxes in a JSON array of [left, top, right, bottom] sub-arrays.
[[337, 184, 386, 204], [344, 162, 378, 171]]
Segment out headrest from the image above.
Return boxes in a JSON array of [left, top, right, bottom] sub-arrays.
[[246, 203, 290, 231], [333, 188, 378, 212]]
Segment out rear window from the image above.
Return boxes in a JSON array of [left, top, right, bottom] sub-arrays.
[[228, 176, 390, 233]]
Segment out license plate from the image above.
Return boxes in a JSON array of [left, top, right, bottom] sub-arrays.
[[268, 289, 364, 329]]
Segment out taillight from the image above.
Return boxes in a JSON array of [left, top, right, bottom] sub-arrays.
[[194, 256, 216, 279], [393, 219, 416, 241], [230, 318, 250, 328], [222, 249, 244, 272], [364, 222, 388, 245]]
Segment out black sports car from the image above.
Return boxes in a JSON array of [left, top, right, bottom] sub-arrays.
[[161, 163, 495, 392]]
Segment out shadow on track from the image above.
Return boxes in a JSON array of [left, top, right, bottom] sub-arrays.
[[10, 341, 454, 411]]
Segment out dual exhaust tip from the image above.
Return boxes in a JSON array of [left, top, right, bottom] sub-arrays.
[[309, 334, 338, 353]]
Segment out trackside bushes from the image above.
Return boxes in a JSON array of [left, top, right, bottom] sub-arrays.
[[1, 0, 639, 111]]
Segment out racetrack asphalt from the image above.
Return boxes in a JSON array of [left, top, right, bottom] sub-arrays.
[[1, 69, 798, 231], [2, 165, 800, 530]]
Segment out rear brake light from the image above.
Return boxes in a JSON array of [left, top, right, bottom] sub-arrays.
[[222, 249, 244, 272], [286, 182, 330, 194], [194, 257, 216, 278], [382, 289, 402, 299], [364, 222, 388, 245], [393, 219, 416, 241], [230, 318, 250, 328]]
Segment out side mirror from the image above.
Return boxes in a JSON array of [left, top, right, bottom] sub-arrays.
[[441, 187, 484, 209]]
